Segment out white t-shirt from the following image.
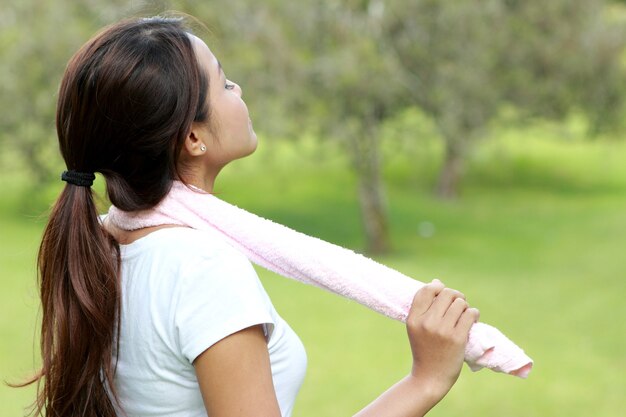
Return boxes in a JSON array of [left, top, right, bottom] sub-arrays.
[[111, 227, 307, 417]]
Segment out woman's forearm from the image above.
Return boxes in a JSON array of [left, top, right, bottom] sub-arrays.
[[353, 375, 447, 417]]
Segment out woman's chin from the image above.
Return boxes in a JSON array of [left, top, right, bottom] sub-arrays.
[[247, 130, 258, 154]]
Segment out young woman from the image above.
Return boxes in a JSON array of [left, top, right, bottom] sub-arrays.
[[31, 16, 479, 417]]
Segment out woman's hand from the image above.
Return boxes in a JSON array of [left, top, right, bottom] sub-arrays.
[[353, 279, 479, 417], [406, 279, 480, 403]]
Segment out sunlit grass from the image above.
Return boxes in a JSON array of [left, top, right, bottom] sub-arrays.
[[1, 132, 625, 416]]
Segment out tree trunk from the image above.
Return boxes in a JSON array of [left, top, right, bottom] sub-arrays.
[[349, 127, 390, 254], [358, 174, 390, 254], [436, 140, 465, 199]]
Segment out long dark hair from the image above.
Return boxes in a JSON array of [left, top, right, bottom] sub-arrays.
[[26, 16, 209, 416]]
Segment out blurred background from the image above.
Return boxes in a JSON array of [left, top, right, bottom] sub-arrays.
[[1, 0, 625, 415]]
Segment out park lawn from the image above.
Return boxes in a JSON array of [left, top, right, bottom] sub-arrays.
[[1, 135, 625, 416]]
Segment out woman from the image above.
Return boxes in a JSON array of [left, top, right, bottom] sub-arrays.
[[31, 16, 479, 417]]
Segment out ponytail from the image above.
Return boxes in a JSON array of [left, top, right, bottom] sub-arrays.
[[34, 183, 121, 416], [16, 16, 210, 416]]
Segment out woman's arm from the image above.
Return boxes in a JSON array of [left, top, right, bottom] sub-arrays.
[[194, 325, 282, 417], [354, 280, 479, 417], [194, 281, 476, 417]]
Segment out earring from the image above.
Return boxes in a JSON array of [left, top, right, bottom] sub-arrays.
[[200, 145, 206, 152]]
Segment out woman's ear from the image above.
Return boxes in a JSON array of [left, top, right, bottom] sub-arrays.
[[183, 122, 210, 157]]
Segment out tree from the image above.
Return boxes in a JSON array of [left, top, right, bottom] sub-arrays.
[[382, 0, 625, 197], [175, 0, 625, 250], [174, 0, 411, 253], [2, 0, 623, 251], [272, 1, 407, 253]]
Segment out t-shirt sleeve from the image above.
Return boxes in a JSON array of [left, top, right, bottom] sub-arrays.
[[174, 246, 275, 363]]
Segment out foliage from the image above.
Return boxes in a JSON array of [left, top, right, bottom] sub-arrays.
[[171, 0, 626, 247], [1, 0, 625, 248], [0, 0, 132, 184], [2, 2, 625, 414], [382, 0, 625, 196], [171, 0, 408, 251]]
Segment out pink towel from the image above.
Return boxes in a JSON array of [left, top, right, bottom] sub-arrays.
[[107, 181, 533, 378]]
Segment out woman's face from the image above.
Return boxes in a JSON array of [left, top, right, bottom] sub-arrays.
[[190, 35, 257, 168]]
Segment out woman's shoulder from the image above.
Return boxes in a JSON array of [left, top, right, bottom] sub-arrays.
[[120, 226, 244, 264], [120, 227, 263, 298]]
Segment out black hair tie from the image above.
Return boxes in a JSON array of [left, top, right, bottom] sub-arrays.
[[61, 170, 96, 187]]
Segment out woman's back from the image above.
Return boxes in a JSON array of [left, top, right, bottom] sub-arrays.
[[113, 227, 306, 416]]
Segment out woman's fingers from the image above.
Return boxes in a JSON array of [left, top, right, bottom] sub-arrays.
[[429, 287, 465, 319], [408, 281, 478, 340], [456, 307, 480, 334], [442, 297, 469, 328], [408, 279, 445, 319]]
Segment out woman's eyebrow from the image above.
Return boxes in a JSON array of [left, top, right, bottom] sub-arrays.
[[217, 60, 224, 78]]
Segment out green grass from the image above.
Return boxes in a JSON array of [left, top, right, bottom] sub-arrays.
[[1, 133, 625, 416]]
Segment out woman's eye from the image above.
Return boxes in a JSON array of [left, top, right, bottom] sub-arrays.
[[225, 82, 235, 90]]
